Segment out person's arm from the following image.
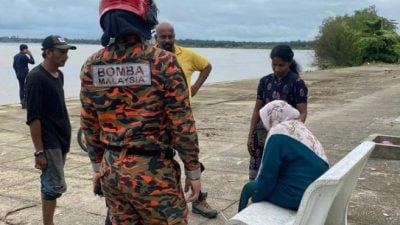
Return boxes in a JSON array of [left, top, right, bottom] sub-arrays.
[[294, 79, 308, 122], [80, 58, 106, 195], [296, 102, 307, 122], [29, 119, 43, 151], [191, 63, 211, 97], [165, 55, 201, 202], [251, 134, 282, 202], [29, 119, 47, 170], [247, 78, 266, 155], [26, 50, 35, 65], [13, 56, 17, 72], [25, 75, 47, 170], [22, 50, 35, 65], [80, 59, 104, 172], [247, 99, 264, 155]]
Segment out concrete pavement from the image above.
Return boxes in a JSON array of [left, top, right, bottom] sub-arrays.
[[0, 64, 399, 224]]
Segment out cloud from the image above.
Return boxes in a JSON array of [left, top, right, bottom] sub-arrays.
[[0, 0, 399, 41], [156, 0, 400, 41], [0, 0, 99, 39]]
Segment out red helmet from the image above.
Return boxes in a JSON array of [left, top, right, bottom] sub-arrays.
[[100, 0, 145, 20], [99, 0, 158, 27]]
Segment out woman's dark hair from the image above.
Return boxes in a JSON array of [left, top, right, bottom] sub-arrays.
[[270, 44, 301, 74]]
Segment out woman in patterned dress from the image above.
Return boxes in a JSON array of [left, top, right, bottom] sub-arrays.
[[247, 44, 309, 180]]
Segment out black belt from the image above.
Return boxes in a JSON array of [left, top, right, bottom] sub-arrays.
[[107, 146, 175, 159]]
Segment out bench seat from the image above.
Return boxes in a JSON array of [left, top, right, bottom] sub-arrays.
[[228, 202, 296, 225], [226, 141, 376, 225]]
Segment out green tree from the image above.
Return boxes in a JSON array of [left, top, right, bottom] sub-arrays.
[[313, 6, 400, 68], [314, 16, 361, 67], [355, 18, 400, 63]]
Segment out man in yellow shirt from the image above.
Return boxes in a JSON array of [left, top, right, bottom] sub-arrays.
[[155, 22, 212, 99], [155, 22, 217, 219]]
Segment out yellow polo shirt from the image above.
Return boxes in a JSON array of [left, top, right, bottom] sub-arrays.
[[174, 44, 209, 99]]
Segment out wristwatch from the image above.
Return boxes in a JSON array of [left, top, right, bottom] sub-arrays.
[[34, 151, 44, 157]]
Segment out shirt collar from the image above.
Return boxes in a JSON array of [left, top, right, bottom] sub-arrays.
[[273, 70, 292, 82], [173, 44, 182, 55]]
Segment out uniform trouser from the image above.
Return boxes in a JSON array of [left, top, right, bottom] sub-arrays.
[[101, 150, 188, 225]]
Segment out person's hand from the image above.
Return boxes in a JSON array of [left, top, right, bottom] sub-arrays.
[[26, 49, 31, 55], [92, 172, 103, 196], [184, 177, 201, 202], [247, 135, 254, 156], [35, 155, 47, 170]]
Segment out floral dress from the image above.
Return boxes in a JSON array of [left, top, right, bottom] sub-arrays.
[[249, 70, 308, 180]]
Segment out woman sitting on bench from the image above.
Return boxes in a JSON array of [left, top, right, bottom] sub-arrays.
[[239, 100, 329, 212]]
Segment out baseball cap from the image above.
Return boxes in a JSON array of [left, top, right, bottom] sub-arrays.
[[41, 35, 77, 50]]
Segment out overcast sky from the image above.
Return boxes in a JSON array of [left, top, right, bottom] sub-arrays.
[[1, 0, 399, 42]]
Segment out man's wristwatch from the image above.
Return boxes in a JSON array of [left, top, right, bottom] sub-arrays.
[[34, 151, 44, 157]]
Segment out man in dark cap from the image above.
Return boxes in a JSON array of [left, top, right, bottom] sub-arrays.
[[25, 35, 76, 225], [80, 0, 201, 224], [13, 44, 35, 108]]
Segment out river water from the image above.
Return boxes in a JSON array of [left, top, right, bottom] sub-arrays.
[[0, 43, 316, 105]]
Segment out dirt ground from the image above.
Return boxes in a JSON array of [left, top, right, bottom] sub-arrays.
[[304, 64, 400, 117], [191, 63, 400, 145]]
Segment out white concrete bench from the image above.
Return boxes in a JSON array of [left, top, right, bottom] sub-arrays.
[[226, 141, 376, 225]]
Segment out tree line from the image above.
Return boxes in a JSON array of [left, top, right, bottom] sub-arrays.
[[0, 36, 313, 50], [176, 39, 312, 49]]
